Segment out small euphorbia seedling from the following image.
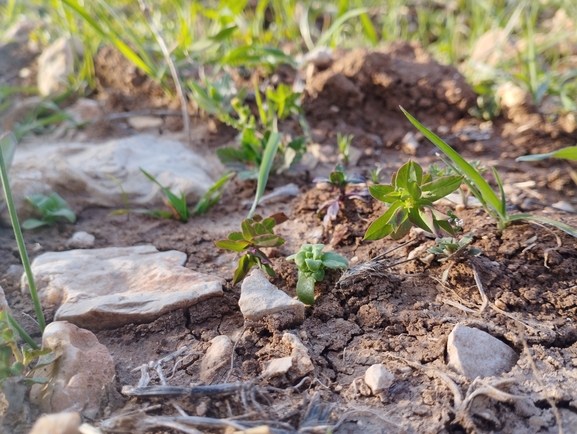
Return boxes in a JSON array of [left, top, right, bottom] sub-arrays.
[[427, 232, 481, 263], [215, 213, 288, 284], [364, 161, 463, 241], [286, 244, 348, 305], [313, 164, 370, 226]]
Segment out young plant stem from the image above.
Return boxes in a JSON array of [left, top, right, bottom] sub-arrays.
[[7, 313, 39, 350], [0, 135, 46, 333], [247, 131, 281, 219]]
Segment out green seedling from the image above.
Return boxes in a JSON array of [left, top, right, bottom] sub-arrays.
[[193, 171, 234, 216], [286, 244, 348, 305], [428, 233, 481, 263], [22, 193, 76, 230], [215, 213, 288, 284], [428, 233, 482, 283], [364, 160, 463, 241], [140, 168, 190, 222], [314, 164, 370, 227], [313, 164, 369, 226], [337, 133, 354, 165], [0, 310, 53, 388], [368, 165, 383, 184], [402, 107, 577, 237]]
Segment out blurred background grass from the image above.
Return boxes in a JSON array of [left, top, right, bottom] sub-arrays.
[[1, 0, 576, 113]]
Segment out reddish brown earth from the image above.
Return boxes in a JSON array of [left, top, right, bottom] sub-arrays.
[[1, 42, 577, 433]]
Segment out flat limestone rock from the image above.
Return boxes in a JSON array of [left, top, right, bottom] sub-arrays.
[[447, 323, 519, 380], [239, 269, 304, 324], [21, 245, 223, 330], [2, 134, 215, 222]]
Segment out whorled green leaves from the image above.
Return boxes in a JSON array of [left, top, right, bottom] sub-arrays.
[[215, 213, 288, 284], [286, 244, 348, 305], [364, 161, 462, 241]]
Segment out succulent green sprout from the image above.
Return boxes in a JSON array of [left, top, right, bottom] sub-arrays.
[[286, 244, 348, 305], [22, 192, 76, 229]]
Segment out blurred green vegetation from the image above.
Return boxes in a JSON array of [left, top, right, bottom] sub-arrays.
[[1, 0, 576, 111]]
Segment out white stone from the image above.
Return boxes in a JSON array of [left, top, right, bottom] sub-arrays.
[[21, 245, 223, 330], [28, 412, 81, 434], [447, 323, 518, 380], [262, 357, 293, 378], [496, 82, 530, 111], [3, 135, 215, 223], [364, 364, 394, 394], [66, 231, 95, 249], [5, 264, 24, 280], [239, 269, 304, 323], [30, 322, 115, 419], [200, 335, 233, 384], [0, 284, 9, 312], [37, 36, 84, 96], [401, 132, 419, 155], [127, 115, 164, 130], [282, 333, 314, 377]]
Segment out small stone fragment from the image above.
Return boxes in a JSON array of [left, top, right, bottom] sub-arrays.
[[22, 246, 223, 330], [262, 357, 293, 378], [447, 323, 518, 379], [401, 132, 419, 155], [0, 284, 10, 312], [200, 335, 233, 384], [239, 269, 304, 324], [28, 412, 81, 434], [282, 333, 314, 378], [127, 115, 164, 130], [30, 322, 115, 419], [37, 36, 84, 96], [364, 364, 394, 394], [66, 231, 95, 249]]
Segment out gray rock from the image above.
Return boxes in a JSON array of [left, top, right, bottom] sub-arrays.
[[37, 36, 84, 96], [66, 231, 95, 249], [200, 335, 233, 384], [364, 364, 394, 394], [3, 135, 215, 223], [5, 264, 24, 280], [447, 323, 518, 379], [239, 269, 304, 324], [30, 321, 115, 419], [28, 412, 81, 434], [21, 245, 223, 330]]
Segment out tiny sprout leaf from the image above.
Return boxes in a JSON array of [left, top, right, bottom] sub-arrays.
[[252, 234, 283, 248], [215, 239, 251, 252], [296, 273, 316, 305], [321, 252, 349, 269], [241, 219, 257, 241], [364, 201, 401, 240], [305, 258, 322, 272], [228, 232, 244, 241]]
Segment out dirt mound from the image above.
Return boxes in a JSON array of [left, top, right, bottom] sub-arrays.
[[302, 42, 477, 147]]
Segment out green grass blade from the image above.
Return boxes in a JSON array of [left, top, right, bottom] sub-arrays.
[[315, 7, 367, 48], [61, 0, 155, 77], [491, 167, 507, 217], [247, 132, 281, 219], [516, 146, 577, 162], [508, 213, 577, 238], [0, 133, 46, 333], [401, 107, 505, 218]]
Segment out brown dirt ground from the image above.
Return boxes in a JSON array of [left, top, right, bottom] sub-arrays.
[[1, 42, 577, 433]]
